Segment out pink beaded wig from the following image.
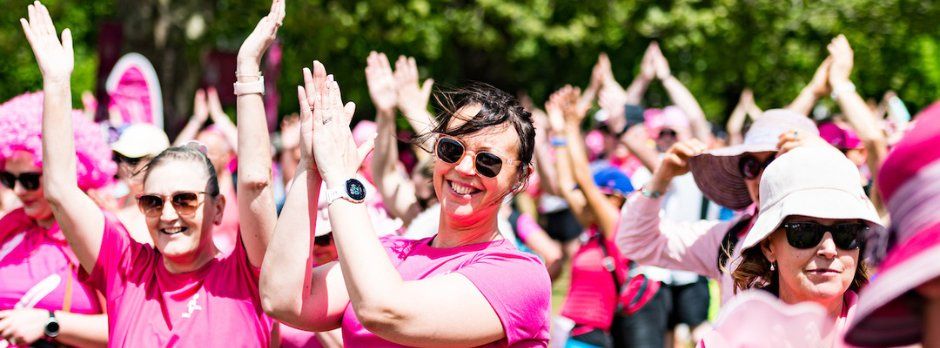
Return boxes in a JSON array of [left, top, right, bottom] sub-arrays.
[[0, 92, 116, 190]]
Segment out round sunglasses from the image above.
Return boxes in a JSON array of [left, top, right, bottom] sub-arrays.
[[435, 136, 516, 178], [781, 221, 867, 250], [739, 154, 777, 180], [136, 191, 208, 218], [0, 171, 42, 191]]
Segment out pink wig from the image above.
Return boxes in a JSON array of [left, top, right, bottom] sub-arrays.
[[0, 92, 116, 190]]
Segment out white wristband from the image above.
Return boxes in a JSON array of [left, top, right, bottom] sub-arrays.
[[234, 76, 265, 96]]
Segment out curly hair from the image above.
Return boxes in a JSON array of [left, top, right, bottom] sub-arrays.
[[731, 242, 870, 295], [0, 92, 116, 190]]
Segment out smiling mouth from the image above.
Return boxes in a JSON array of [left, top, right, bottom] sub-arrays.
[[160, 226, 189, 235], [806, 269, 841, 274], [447, 180, 482, 196]]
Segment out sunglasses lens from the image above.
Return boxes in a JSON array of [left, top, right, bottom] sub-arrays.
[[437, 138, 464, 164], [475, 152, 503, 178], [138, 195, 165, 216], [740, 157, 759, 179], [0, 172, 15, 189], [833, 224, 865, 250], [172, 192, 200, 216], [784, 222, 823, 249], [19, 173, 41, 191], [314, 234, 333, 247]]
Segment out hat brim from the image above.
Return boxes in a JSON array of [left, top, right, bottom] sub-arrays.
[[111, 140, 151, 159], [688, 143, 777, 210], [738, 187, 883, 252], [844, 223, 940, 347]]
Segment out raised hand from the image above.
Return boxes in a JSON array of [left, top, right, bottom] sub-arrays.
[[639, 43, 657, 81], [237, 0, 284, 75], [365, 51, 397, 114], [21, 1, 73, 83], [808, 57, 832, 97], [558, 86, 588, 125], [545, 90, 566, 133], [657, 139, 708, 180], [280, 113, 301, 150], [827, 34, 854, 86], [393, 55, 434, 117], [193, 89, 209, 121], [206, 87, 229, 121], [650, 42, 671, 80]]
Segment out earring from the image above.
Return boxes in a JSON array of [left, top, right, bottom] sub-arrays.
[[770, 262, 776, 271]]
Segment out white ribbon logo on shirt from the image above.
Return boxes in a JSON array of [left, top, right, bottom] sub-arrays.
[[181, 293, 203, 318]]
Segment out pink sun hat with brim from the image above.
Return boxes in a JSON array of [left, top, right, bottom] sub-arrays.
[[687, 109, 819, 210], [106, 53, 164, 128], [659, 106, 692, 140], [736, 145, 883, 253], [818, 121, 862, 150], [698, 290, 836, 347], [844, 101, 940, 347]]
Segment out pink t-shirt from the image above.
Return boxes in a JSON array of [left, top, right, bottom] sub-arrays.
[[80, 212, 273, 347], [279, 323, 323, 348], [341, 235, 551, 347], [0, 208, 102, 314]]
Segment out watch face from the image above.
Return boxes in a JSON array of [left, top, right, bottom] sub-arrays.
[[346, 179, 366, 201], [45, 320, 60, 337]]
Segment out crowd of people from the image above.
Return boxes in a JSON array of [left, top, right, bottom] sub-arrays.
[[1, 1, 939, 347]]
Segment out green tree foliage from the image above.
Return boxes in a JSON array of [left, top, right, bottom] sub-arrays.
[[1, 0, 937, 125]]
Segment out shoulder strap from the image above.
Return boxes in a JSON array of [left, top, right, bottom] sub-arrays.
[[717, 216, 752, 274], [594, 233, 623, 291], [62, 263, 74, 312]]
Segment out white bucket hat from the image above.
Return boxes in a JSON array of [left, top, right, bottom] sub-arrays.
[[111, 123, 170, 158], [737, 145, 883, 252]]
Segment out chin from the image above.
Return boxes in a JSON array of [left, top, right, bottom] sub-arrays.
[[804, 281, 851, 300]]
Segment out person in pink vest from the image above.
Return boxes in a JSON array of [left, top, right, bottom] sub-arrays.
[[260, 62, 551, 347], [20, 0, 285, 346], [0, 91, 112, 346]]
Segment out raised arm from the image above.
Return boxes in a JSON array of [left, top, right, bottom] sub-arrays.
[[234, 0, 283, 267], [24, 0, 103, 274], [726, 89, 753, 146], [207, 87, 240, 155], [260, 62, 351, 331], [393, 55, 436, 157], [173, 89, 210, 146], [624, 44, 657, 104], [309, 64, 509, 346], [787, 57, 831, 117], [653, 45, 712, 143], [826, 35, 888, 213], [545, 89, 590, 226], [368, 52, 422, 225]]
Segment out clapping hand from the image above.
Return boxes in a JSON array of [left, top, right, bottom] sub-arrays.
[[21, 1, 73, 84], [827, 34, 854, 86], [650, 42, 671, 80], [237, 0, 284, 75], [365, 52, 397, 115], [297, 62, 373, 187], [394, 55, 434, 117]]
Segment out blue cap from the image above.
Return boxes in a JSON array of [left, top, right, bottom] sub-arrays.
[[592, 166, 634, 196]]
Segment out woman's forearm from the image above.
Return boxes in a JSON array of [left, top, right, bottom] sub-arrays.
[[236, 74, 277, 268], [565, 122, 620, 237], [54, 311, 108, 348]]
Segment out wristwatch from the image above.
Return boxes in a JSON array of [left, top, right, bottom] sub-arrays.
[[640, 185, 663, 199], [44, 311, 60, 338], [326, 178, 367, 205], [233, 76, 265, 96]]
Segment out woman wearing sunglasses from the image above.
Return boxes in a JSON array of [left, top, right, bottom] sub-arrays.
[[260, 61, 550, 346], [22, 0, 284, 345], [0, 91, 112, 346], [726, 145, 882, 344], [616, 109, 821, 305]]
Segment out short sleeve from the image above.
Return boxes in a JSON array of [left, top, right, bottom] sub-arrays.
[[456, 251, 551, 347], [78, 213, 150, 295]]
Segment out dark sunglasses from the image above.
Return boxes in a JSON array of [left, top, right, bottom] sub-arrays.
[[658, 129, 678, 138], [435, 136, 516, 178], [781, 221, 867, 250], [136, 191, 207, 218], [739, 154, 777, 180], [0, 171, 42, 191], [314, 233, 334, 247], [113, 152, 146, 167]]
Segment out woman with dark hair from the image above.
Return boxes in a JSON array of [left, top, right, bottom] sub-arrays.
[[22, 1, 283, 345], [721, 145, 882, 345], [260, 61, 551, 346]]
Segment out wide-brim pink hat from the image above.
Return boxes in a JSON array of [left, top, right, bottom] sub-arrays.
[[688, 109, 818, 210], [844, 101, 940, 347]]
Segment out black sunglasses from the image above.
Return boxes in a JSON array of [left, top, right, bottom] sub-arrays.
[[781, 221, 867, 250], [113, 152, 146, 167], [739, 154, 777, 180], [136, 191, 207, 218], [0, 171, 42, 191], [658, 129, 678, 138], [314, 233, 333, 247], [435, 136, 516, 178]]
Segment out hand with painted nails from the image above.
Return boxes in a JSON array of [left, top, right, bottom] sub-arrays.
[[21, 1, 73, 83]]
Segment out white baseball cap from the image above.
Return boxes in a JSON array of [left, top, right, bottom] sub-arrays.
[[111, 123, 170, 158], [737, 145, 883, 252]]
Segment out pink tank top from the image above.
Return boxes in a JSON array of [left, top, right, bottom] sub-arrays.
[[560, 228, 627, 331]]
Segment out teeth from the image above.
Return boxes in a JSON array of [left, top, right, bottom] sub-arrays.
[[162, 227, 186, 234], [449, 181, 478, 195]]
